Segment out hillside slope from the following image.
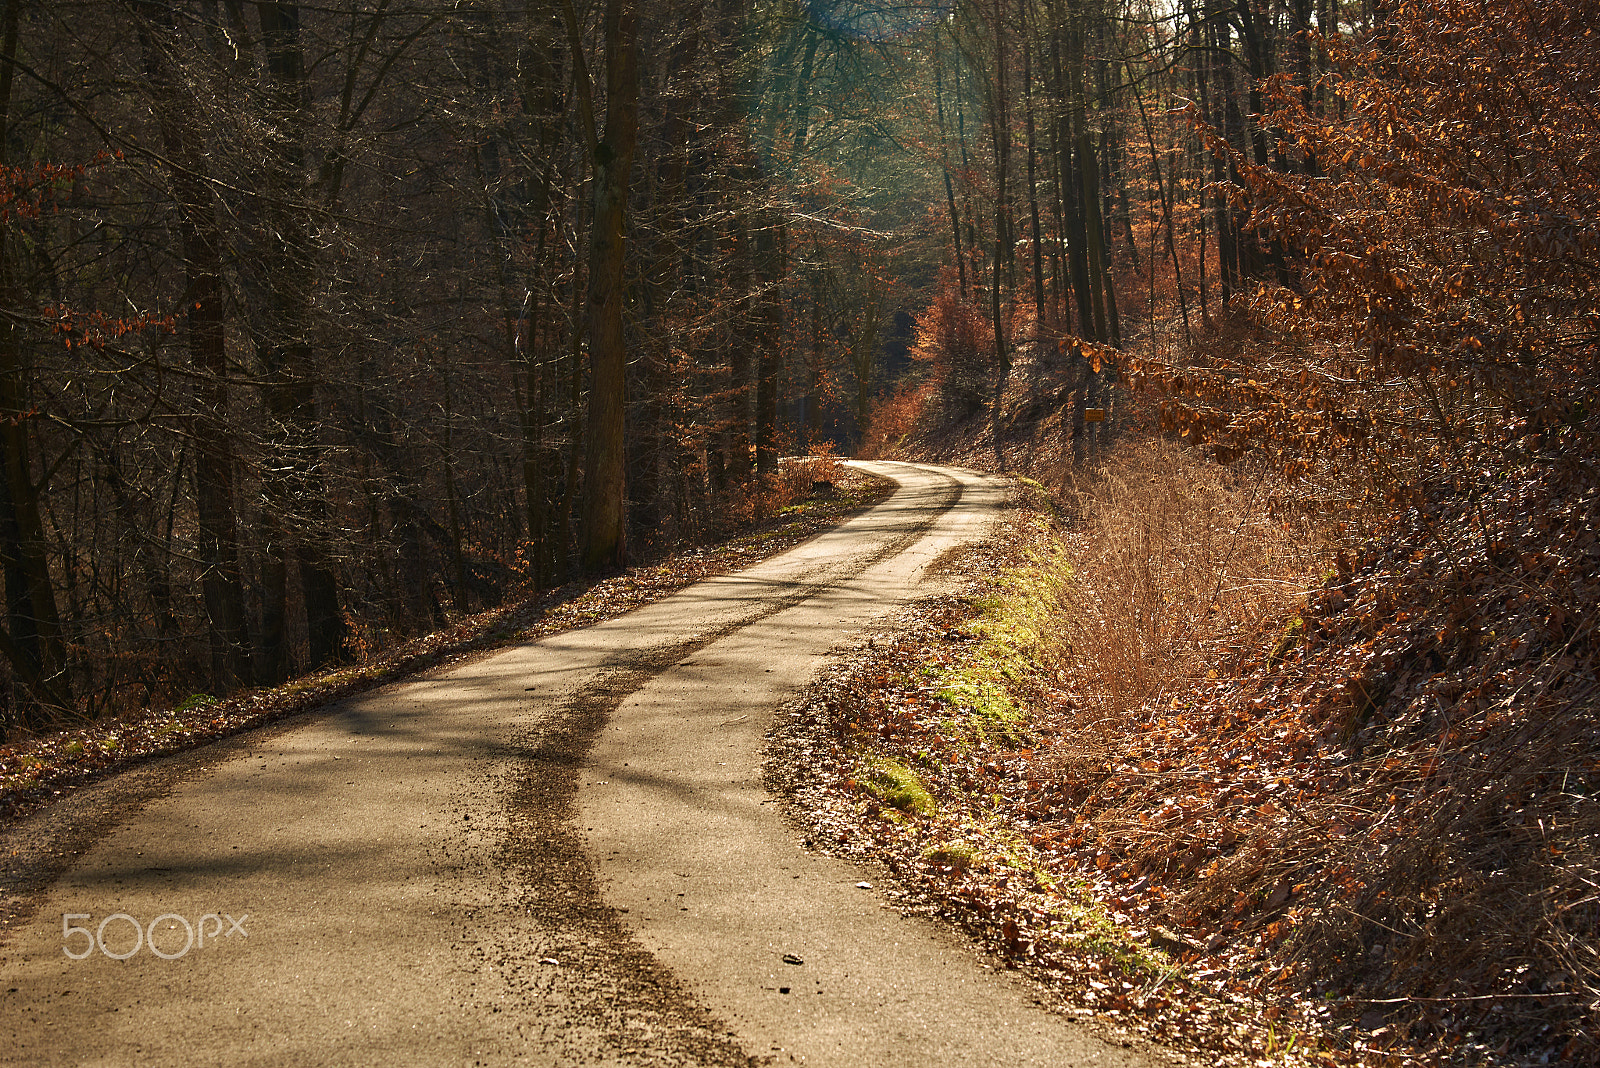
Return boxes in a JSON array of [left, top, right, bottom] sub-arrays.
[[794, 385, 1597, 1065]]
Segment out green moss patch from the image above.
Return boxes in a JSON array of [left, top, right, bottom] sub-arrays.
[[863, 757, 936, 816]]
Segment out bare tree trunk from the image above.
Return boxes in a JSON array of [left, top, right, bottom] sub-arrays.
[[256, 1, 346, 675], [806, 259, 825, 445], [725, 218, 755, 482], [1048, 1, 1097, 342], [987, 0, 1012, 464], [934, 59, 968, 297], [1022, 28, 1046, 325], [634, 0, 704, 549], [569, 0, 640, 572], [755, 222, 783, 477], [1077, 133, 1109, 344]]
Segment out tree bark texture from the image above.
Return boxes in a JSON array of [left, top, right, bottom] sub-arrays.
[[579, 0, 640, 573]]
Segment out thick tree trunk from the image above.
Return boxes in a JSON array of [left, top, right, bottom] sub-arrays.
[[1049, 8, 1097, 343], [577, 0, 640, 573], [1081, 136, 1120, 347]]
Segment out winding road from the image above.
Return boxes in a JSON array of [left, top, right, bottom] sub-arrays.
[[0, 461, 1153, 1067]]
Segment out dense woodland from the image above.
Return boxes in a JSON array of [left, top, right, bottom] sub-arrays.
[[0, 0, 1594, 754]]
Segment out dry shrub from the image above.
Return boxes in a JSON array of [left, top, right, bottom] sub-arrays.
[[1033, 448, 1600, 1062], [858, 379, 934, 459], [1055, 438, 1328, 710], [910, 267, 993, 420], [773, 447, 846, 500], [717, 449, 848, 532]]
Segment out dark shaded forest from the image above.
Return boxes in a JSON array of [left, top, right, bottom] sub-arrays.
[[0, 0, 943, 728]]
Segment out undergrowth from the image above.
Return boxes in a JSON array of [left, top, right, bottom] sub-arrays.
[[770, 458, 1342, 1066], [1039, 446, 1600, 1064], [929, 504, 1066, 743], [775, 430, 1598, 1065], [1054, 440, 1329, 710]]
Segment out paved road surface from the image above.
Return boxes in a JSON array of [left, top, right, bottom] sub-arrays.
[[0, 462, 1153, 1067]]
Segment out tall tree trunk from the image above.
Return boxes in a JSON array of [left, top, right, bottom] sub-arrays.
[[440, 367, 470, 612], [256, 1, 346, 675], [988, 0, 1012, 461], [806, 259, 825, 444], [1022, 29, 1046, 325], [1233, 0, 1278, 280], [754, 222, 783, 477], [558, 268, 584, 580], [1077, 133, 1109, 344], [1199, 11, 1238, 303], [725, 218, 755, 482], [570, 0, 640, 572], [516, 4, 566, 587], [633, 0, 704, 549], [1050, 2, 1097, 342], [934, 59, 968, 297], [1084, 135, 1120, 347]]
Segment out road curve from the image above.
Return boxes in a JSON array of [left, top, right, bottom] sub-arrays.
[[0, 461, 1153, 1067]]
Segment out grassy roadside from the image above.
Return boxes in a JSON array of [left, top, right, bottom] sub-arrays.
[[770, 438, 1599, 1067], [768, 477, 1337, 1067], [0, 459, 893, 827]]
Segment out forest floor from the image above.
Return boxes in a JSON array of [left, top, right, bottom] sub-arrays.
[[0, 456, 891, 829], [822, 380, 1597, 1066]]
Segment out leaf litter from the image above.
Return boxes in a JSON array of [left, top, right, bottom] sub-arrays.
[[767, 460, 1598, 1068]]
